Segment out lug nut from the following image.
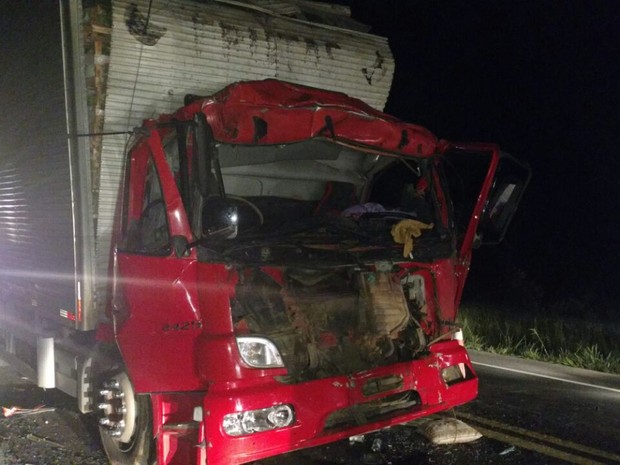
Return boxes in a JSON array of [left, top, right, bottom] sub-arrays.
[[98, 377, 130, 439]]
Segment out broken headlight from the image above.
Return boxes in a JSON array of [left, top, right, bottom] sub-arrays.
[[236, 336, 284, 368], [441, 363, 467, 385]]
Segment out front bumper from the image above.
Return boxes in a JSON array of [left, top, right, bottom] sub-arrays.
[[153, 340, 477, 465]]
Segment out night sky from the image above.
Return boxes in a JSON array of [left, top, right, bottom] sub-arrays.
[[347, 1, 620, 311]]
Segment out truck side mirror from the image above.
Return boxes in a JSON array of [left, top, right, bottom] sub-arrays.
[[478, 154, 531, 244], [202, 196, 239, 239]]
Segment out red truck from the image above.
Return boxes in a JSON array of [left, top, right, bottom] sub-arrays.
[[0, 2, 529, 465]]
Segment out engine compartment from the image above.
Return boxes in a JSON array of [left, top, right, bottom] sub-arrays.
[[231, 264, 430, 383]]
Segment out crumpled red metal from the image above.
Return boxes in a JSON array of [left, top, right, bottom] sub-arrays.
[[176, 79, 439, 156]]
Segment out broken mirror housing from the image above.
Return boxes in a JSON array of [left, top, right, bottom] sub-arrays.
[[236, 336, 285, 368], [222, 404, 295, 436]]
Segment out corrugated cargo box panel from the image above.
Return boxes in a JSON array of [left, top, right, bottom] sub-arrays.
[[0, 1, 77, 326]]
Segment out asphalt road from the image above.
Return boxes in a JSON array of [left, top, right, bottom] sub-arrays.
[[0, 352, 619, 465], [460, 351, 620, 464]]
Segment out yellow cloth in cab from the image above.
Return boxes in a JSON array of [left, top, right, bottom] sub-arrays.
[[391, 220, 434, 257]]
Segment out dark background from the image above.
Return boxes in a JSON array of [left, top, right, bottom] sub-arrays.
[[347, 0, 620, 317]]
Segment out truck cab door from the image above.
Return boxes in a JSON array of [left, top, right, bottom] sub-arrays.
[[440, 144, 530, 302], [111, 127, 202, 393]]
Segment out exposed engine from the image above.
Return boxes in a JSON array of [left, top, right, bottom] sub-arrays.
[[231, 264, 428, 382]]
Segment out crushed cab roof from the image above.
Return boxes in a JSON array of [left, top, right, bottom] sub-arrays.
[[172, 79, 439, 157]]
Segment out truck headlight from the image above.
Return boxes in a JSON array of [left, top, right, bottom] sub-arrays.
[[441, 363, 467, 385], [223, 404, 295, 436], [236, 336, 284, 368]]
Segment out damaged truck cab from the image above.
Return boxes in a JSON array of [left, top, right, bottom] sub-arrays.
[[103, 79, 529, 465]]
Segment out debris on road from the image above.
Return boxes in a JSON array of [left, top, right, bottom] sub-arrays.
[[349, 434, 366, 444], [2, 405, 55, 417], [26, 433, 66, 449], [499, 445, 517, 456], [419, 417, 482, 445], [371, 438, 383, 452]]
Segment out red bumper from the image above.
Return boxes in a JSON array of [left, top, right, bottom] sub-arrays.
[[155, 341, 477, 465]]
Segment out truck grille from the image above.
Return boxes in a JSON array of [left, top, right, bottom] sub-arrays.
[[323, 390, 421, 431]]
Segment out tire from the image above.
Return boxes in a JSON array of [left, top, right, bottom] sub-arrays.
[[97, 370, 156, 465]]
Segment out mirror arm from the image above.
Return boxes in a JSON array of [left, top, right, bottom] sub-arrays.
[[171, 235, 191, 258]]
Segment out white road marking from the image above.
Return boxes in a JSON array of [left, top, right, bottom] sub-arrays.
[[471, 361, 620, 394]]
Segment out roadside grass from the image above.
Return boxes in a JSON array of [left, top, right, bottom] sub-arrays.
[[457, 303, 620, 375]]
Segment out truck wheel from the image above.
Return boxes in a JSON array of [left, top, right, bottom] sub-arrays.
[[97, 371, 156, 465]]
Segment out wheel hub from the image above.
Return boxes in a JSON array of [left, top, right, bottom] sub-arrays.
[[97, 372, 137, 443]]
